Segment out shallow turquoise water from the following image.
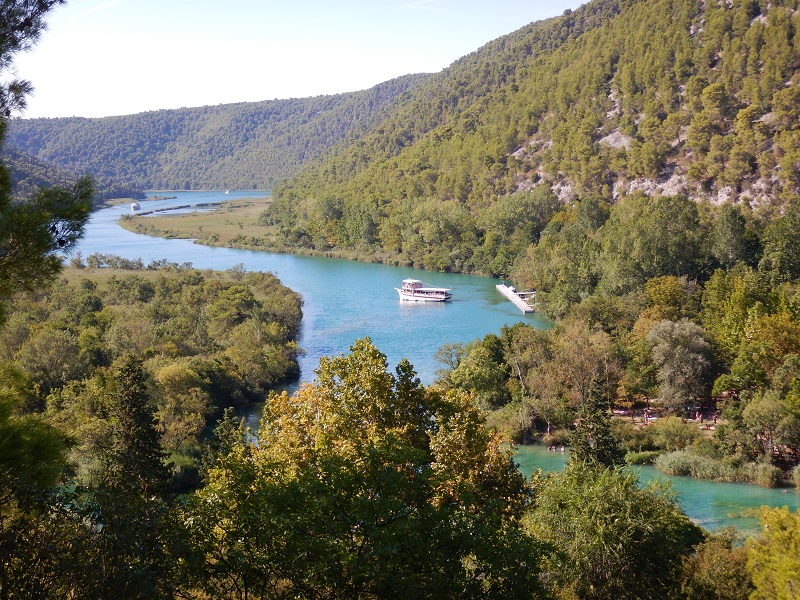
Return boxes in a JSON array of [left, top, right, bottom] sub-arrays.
[[515, 444, 800, 535], [79, 191, 800, 535], [79, 191, 549, 386]]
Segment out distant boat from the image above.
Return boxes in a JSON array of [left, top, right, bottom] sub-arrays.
[[130, 202, 140, 211], [395, 278, 452, 302]]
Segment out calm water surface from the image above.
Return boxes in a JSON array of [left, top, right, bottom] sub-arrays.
[[78, 191, 549, 386], [78, 191, 800, 533], [515, 444, 800, 535]]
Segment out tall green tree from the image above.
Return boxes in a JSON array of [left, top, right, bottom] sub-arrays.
[[526, 463, 704, 600], [759, 203, 800, 284], [678, 530, 754, 600], [711, 203, 759, 269], [103, 354, 170, 493], [647, 319, 712, 414], [568, 379, 626, 469], [0, 0, 92, 325], [84, 355, 180, 599], [598, 195, 704, 296], [187, 338, 547, 599], [747, 507, 800, 600]]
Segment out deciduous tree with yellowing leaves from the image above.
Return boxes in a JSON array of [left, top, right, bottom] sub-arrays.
[[187, 338, 547, 599]]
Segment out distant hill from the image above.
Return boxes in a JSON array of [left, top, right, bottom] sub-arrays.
[[265, 0, 800, 273], [3, 146, 145, 203], [5, 73, 430, 191], [8, 0, 800, 279]]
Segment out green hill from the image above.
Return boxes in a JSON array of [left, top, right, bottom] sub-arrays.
[[266, 0, 800, 275], [5, 74, 429, 191], [3, 146, 145, 203], [7, 0, 800, 280]]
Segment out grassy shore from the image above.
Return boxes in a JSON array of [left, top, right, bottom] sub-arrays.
[[118, 196, 281, 247], [116, 195, 419, 267]]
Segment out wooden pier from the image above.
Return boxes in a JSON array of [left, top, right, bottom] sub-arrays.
[[496, 283, 535, 313]]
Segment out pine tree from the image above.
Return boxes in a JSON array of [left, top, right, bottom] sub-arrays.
[[568, 378, 626, 469], [104, 354, 170, 495], [0, 0, 91, 325], [84, 355, 180, 598]]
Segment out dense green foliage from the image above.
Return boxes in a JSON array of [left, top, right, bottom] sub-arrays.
[[747, 507, 800, 599], [6, 74, 429, 190], [0, 174, 92, 324], [527, 463, 704, 600], [567, 381, 627, 469], [678, 530, 755, 600], [440, 201, 800, 485], [188, 339, 547, 599], [5, 0, 800, 596], [12, 332, 786, 600], [265, 0, 800, 276], [4, 145, 145, 202], [0, 262, 302, 484]]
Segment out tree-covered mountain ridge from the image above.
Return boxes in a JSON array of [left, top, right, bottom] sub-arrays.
[[4, 73, 430, 191], [266, 0, 800, 273], [4, 145, 145, 203]]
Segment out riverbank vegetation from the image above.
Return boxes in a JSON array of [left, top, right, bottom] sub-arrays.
[[117, 195, 282, 249], [6, 332, 799, 599], [433, 199, 800, 486], [0, 259, 303, 489]]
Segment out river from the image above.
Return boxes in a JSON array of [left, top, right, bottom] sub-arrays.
[[76, 190, 800, 533], [515, 445, 800, 536], [79, 191, 549, 386]]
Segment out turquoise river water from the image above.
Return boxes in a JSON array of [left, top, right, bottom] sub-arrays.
[[75, 191, 800, 534]]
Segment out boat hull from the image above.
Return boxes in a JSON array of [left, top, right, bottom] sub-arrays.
[[396, 289, 452, 302]]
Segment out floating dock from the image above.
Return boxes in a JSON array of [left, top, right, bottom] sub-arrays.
[[496, 283, 535, 313]]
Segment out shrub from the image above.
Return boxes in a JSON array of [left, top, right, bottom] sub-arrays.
[[679, 529, 753, 599], [654, 451, 782, 487], [626, 450, 663, 465], [613, 420, 656, 452], [741, 462, 782, 488], [649, 416, 702, 450], [654, 450, 703, 476]]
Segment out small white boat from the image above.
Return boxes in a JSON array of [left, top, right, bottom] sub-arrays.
[[130, 202, 140, 211], [396, 278, 452, 302]]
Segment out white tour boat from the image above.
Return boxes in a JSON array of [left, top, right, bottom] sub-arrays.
[[395, 278, 452, 302]]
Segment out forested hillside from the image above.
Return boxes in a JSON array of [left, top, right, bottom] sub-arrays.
[[4, 146, 145, 202], [5, 73, 428, 190], [267, 0, 800, 276]]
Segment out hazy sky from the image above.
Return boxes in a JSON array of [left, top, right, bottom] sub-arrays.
[[10, 0, 585, 119]]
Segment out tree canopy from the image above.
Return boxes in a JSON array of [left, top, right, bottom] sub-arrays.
[[189, 338, 547, 599]]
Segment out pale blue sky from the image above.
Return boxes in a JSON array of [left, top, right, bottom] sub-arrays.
[[11, 0, 585, 119]]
